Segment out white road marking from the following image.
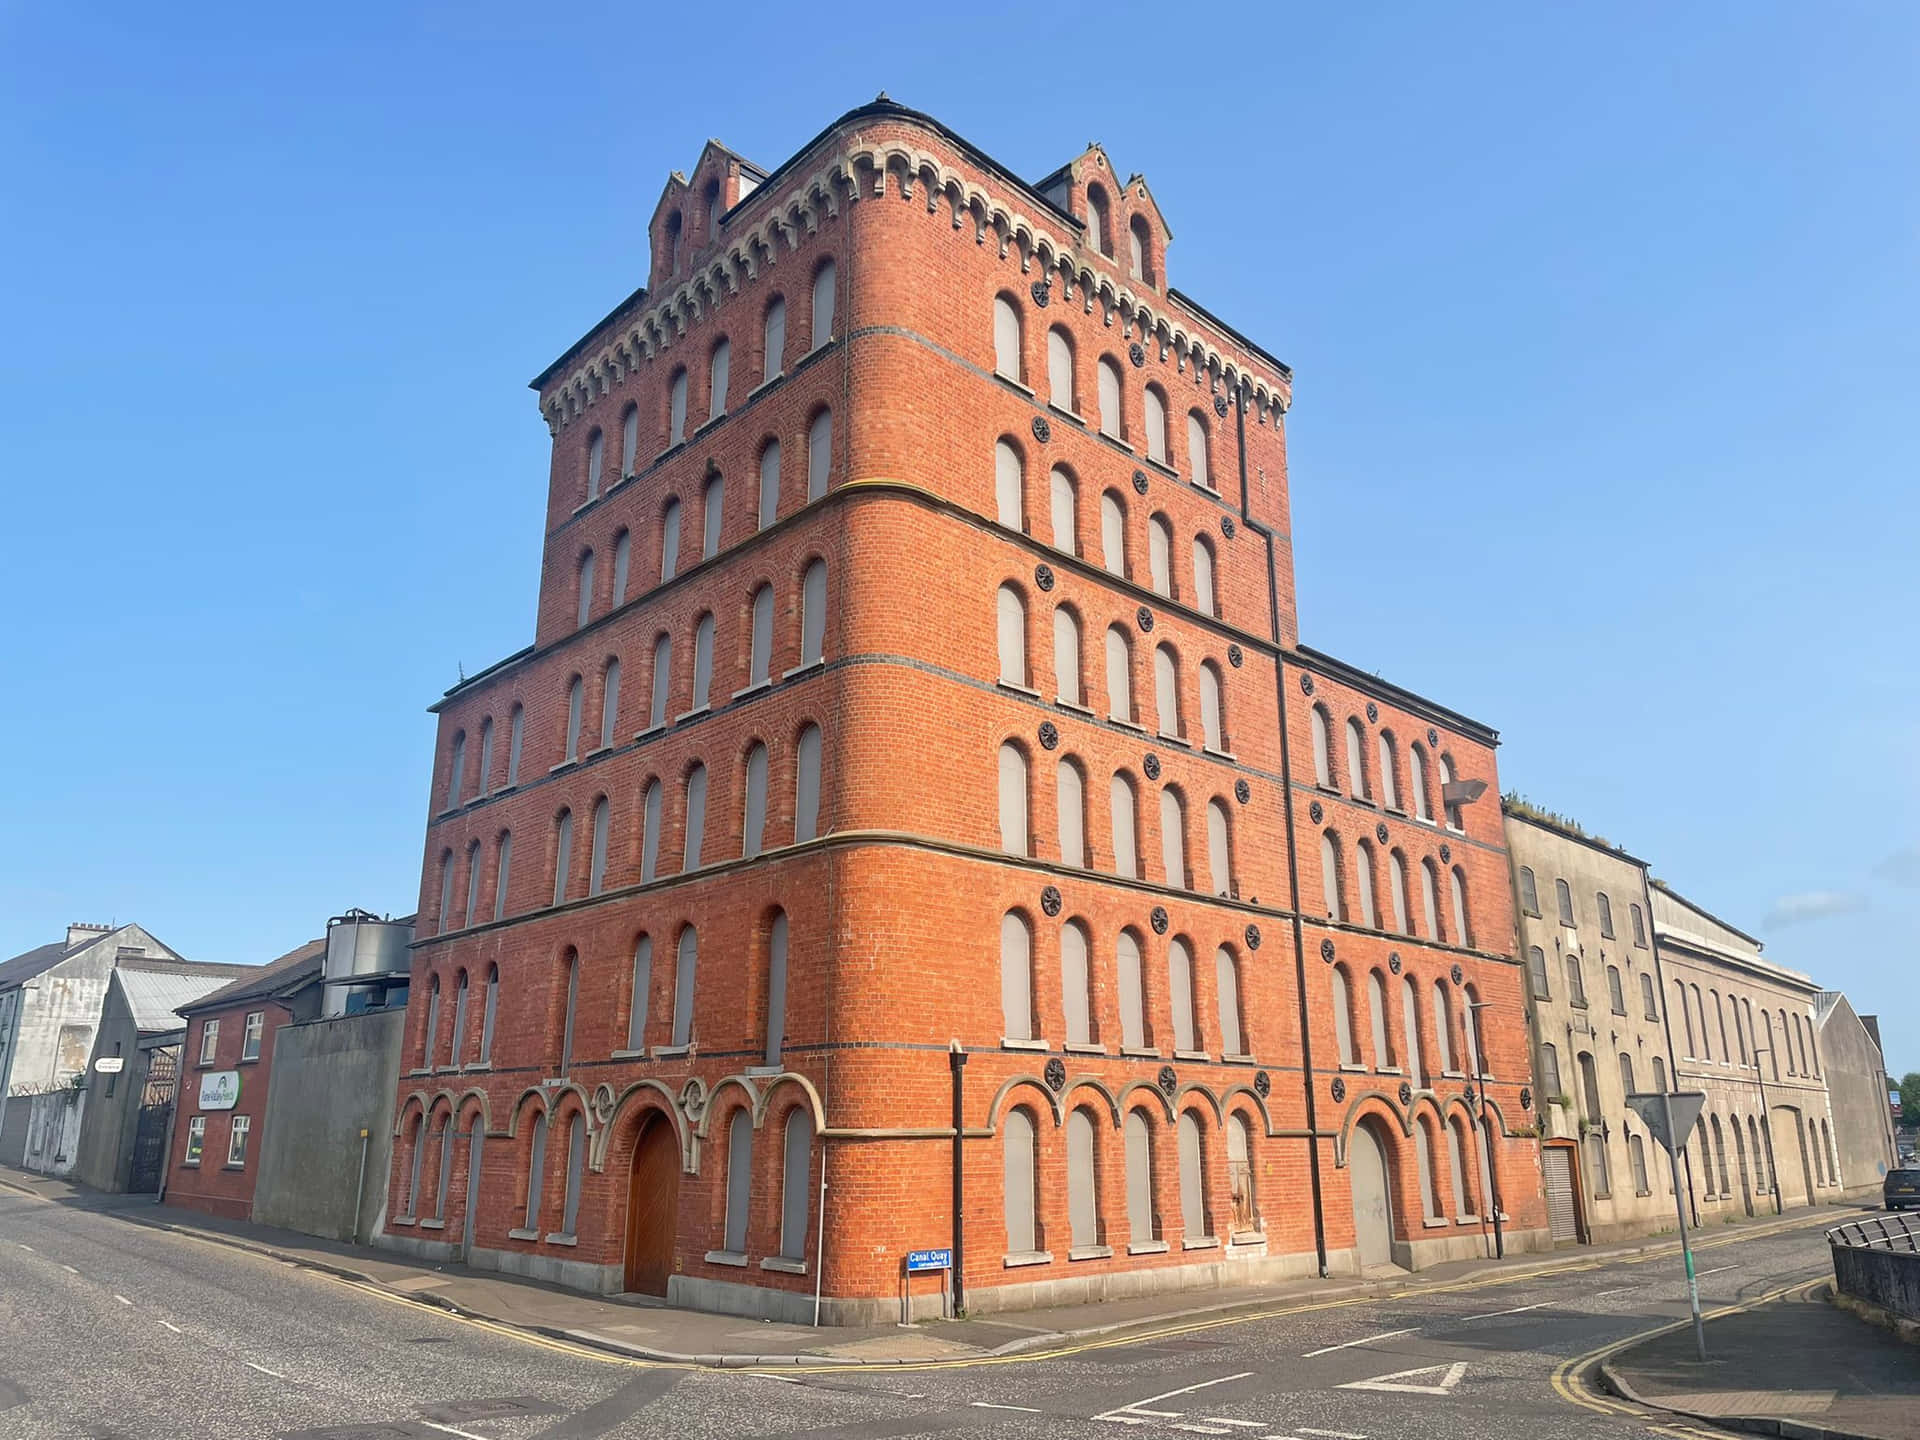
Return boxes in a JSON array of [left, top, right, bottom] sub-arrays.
[[60, 1264, 78, 1274], [1301, 1328, 1416, 1358], [113, 1295, 132, 1306], [1588, 1286, 1636, 1298], [421, 1424, 492, 1440], [158, 1321, 182, 1333], [244, 1362, 285, 1378], [1298, 1430, 1368, 1439], [1339, 1361, 1468, 1396], [1094, 1372, 1256, 1425], [1459, 1301, 1552, 1320], [16, 1243, 30, 1251], [972, 1402, 1044, 1413], [1696, 1265, 1738, 1277], [1203, 1420, 1269, 1429]]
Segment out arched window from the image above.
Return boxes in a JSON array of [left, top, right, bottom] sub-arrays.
[[1628, 1134, 1649, 1195], [1401, 975, 1424, 1086], [1003, 1107, 1039, 1255], [1320, 831, 1343, 919], [1526, 946, 1550, 999], [668, 369, 689, 446], [1564, 951, 1587, 1007], [1199, 665, 1224, 752], [522, 1112, 547, 1231], [562, 675, 584, 762], [1713, 990, 1730, 1061], [597, 661, 621, 750], [1006, 913, 1036, 1052], [1047, 327, 1074, 411], [1226, 1112, 1256, 1233], [1049, 466, 1077, 553], [640, 779, 662, 882], [627, 936, 652, 1052], [493, 832, 511, 923], [1153, 645, 1181, 737], [1652, 1055, 1667, 1092], [701, 473, 724, 559], [1332, 966, 1358, 1065], [1312, 705, 1334, 787], [1631, 971, 1654, 1020], [435, 1113, 454, 1218], [559, 949, 580, 1073], [660, 497, 682, 582], [1128, 215, 1151, 282], [1538, 1042, 1562, 1097], [1105, 625, 1133, 722], [1061, 921, 1093, 1046], [1215, 947, 1243, 1055], [1761, 1010, 1778, 1079], [1464, 984, 1486, 1074], [587, 797, 610, 896], [1367, 970, 1394, 1068], [1148, 514, 1173, 596], [1447, 1117, 1473, 1216], [479, 963, 498, 1062], [763, 909, 789, 1065], [1781, 1009, 1795, 1073], [1125, 1110, 1156, 1242], [1206, 799, 1231, 898], [682, 762, 708, 870], [1389, 851, 1411, 934], [1607, 965, 1626, 1015], [747, 584, 774, 687], [997, 742, 1029, 856], [1159, 788, 1187, 888], [722, 1109, 751, 1254], [1191, 536, 1216, 617], [670, 927, 698, 1047], [576, 551, 595, 629], [801, 558, 827, 665], [556, 1110, 587, 1237], [1588, 1123, 1612, 1198], [1451, 866, 1472, 947], [1354, 841, 1378, 928], [445, 732, 467, 813], [807, 409, 831, 501], [1630, 903, 1648, 947], [1097, 358, 1122, 439], [779, 1108, 812, 1260], [691, 612, 715, 710], [1117, 931, 1147, 1049], [1056, 757, 1086, 867], [1420, 860, 1441, 939], [757, 440, 780, 530], [743, 743, 769, 858], [586, 428, 604, 501], [1186, 412, 1211, 489], [1144, 386, 1168, 464], [1052, 607, 1082, 704], [1432, 980, 1455, 1073], [1110, 772, 1139, 878], [1676, 983, 1696, 1057], [1748, 1116, 1766, 1192], [1100, 490, 1127, 575], [1576, 1052, 1603, 1126], [1345, 718, 1368, 799], [462, 841, 481, 928], [610, 529, 632, 608], [620, 403, 639, 478], [1177, 1112, 1209, 1239], [423, 975, 442, 1066], [551, 809, 572, 906], [708, 338, 731, 421], [1377, 733, 1399, 810], [993, 295, 1022, 380], [1415, 1118, 1440, 1219], [996, 584, 1027, 686], [1555, 878, 1575, 928], [794, 723, 822, 843], [476, 717, 495, 798], [809, 258, 835, 351], [647, 634, 672, 730], [1712, 1116, 1730, 1195], [1410, 745, 1431, 821], [1595, 891, 1615, 940], [1168, 938, 1198, 1052], [762, 296, 786, 382], [990, 442, 1025, 536], [1087, 183, 1113, 256]]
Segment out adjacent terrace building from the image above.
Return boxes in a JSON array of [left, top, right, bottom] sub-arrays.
[[383, 99, 1547, 1322]]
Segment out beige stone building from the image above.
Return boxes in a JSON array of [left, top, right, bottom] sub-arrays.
[[1653, 885, 1842, 1220], [1505, 805, 1680, 1244]]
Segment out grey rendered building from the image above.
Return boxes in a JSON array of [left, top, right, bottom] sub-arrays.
[[1814, 990, 1898, 1201]]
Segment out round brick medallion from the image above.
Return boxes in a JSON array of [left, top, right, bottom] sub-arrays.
[[1221, 515, 1236, 538], [1128, 341, 1146, 367], [1376, 822, 1390, 845], [1450, 963, 1465, 986], [1309, 801, 1324, 824], [1143, 753, 1162, 781], [1031, 415, 1051, 444], [1045, 1057, 1067, 1091], [1366, 702, 1379, 723], [1157, 1065, 1178, 1097], [1213, 394, 1229, 417], [1428, 727, 1439, 747], [1136, 606, 1155, 632], [1040, 885, 1062, 917], [1151, 906, 1170, 935], [1388, 952, 1402, 974], [1132, 468, 1149, 495], [1300, 674, 1315, 695], [1398, 1081, 1413, 1106], [1245, 923, 1262, 950], [1440, 844, 1452, 863], [1254, 1070, 1271, 1098], [1320, 938, 1336, 963], [1034, 563, 1055, 592], [1330, 1076, 1347, 1102], [1038, 721, 1059, 751], [1030, 280, 1051, 308], [1235, 779, 1252, 805], [1520, 1087, 1533, 1112], [1228, 644, 1244, 668]]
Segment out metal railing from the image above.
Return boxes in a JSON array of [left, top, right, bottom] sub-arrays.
[[1827, 1212, 1920, 1251]]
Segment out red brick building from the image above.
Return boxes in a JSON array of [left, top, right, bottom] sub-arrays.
[[383, 100, 1547, 1322], [163, 940, 324, 1221]]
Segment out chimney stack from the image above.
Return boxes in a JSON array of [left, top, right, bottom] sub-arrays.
[[66, 922, 112, 949]]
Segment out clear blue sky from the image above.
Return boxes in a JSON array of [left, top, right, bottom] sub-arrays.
[[3, 6, 1914, 1070]]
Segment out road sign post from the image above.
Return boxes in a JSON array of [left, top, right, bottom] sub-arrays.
[[1628, 1089, 1708, 1361]]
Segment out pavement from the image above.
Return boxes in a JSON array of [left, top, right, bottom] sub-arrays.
[[0, 1168, 1890, 1440]]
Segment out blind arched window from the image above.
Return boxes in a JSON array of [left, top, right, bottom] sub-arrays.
[[1312, 706, 1333, 787], [1056, 759, 1085, 867], [1451, 866, 1472, 946], [1377, 733, 1398, 810], [708, 338, 730, 420], [1192, 537, 1216, 616], [758, 440, 780, 530], [1206, 799, 1231, 898], [779, 1108, 811, 1259], [1401, 976, 1424, 1086], [996, 584, 1027, 686], [493, 832, 511, 923], [564, 676, 583, 761], [1097, 358, 1122, 437], [1125, 1110, 1154, 1242], [794, 723, 822, 843], [1354, 841, 1378, 927], [551, 809, 572, 907], [801, 559, 826, 665], [1432, 981, 1454, 1072], [1389, 852, 1411, 934], [671, 927, 698, 1047], [669, 369, 688, 446], [1153, 646, 1180, 737], [998, 742, 1029, 854], [648, 635, 672, 729], [1168, 939, 1197, 1052], [1110, 773, 1139, 879], [810, 259, 835, 350], [1052, 607, 1081, 704], [627, 936, 652, 1052], [1105, 626, 1132, 722], [722, 1109, 751, 1253], [762, 296, 786, 381], [1144, 387, 1168, 463], [1049, 468, 1077, 553], [621, 404, 639, 477], [1148, 515, 1172, 596], [1066, 1107, 1098, 1250], [588, 797, 609, 896], [660, 497, 682, 582], [1332, 966, 1357, 1065], [476, 717, 494, 798], [1345, 719, 1368, 799], [1061, 921, 1092, 1046], [1420, 860, 1441, 938], [1187, 413, 1210, 489], [993, 295, 1022, 379], [1199, 666, 1224, 752], [749, 584, 774, 686], [1415, 1118, 1439, 1219], [587, 428, 603, 501], [1000, 912, 1033, 1041], [1159, 788, 1186, 889], [763, 910, 788, 1065], [1215, 947, 1243, 1055], [1368, 970, 1393, 1067], [743, 743, 769, 858], [683, 763, 708, 870], [600, 661, 620, 749], [807, 409, 831, 501], [612, 529, 631, 606], [995, 440, 1022, 529], [639, 779, 662, 882], [701, 474, 724, 559], [576, 551, 595, 629], [1002, 1107, 1038, 1254], [1047, 328, 1074, 410], [1177, 1112, 1208, 1239], [691, 612, 715, 710], [1117, 931, 1146, 1049], [1100, 491, 1126, 575], [1410, 745, 1430, 821], [1320, 831, 1343, 919]]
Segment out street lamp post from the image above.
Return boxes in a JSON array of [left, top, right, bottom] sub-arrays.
[[1752, 1046, 1783, 1215], [1467, 999, 1504, 1260]]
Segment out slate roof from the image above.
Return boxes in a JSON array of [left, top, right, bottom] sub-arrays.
[[0, 941, 69, 990], [175, 938, 327, 1016]]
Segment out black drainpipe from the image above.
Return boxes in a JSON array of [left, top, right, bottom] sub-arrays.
[[1235, 386, 1329, 1277], [949, 1044, 967, 1314]]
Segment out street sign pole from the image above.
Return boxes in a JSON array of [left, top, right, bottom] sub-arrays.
[[1665, 1091, 1707, 1361], [1628, 1088, 1708, 1362]]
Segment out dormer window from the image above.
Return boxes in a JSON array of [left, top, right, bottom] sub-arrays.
[[1129, 216, 1153, 284], [1087, 183, 1113, 257]]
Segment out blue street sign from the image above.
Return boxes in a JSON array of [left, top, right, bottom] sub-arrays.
[[906, 1248, 952, 1273]]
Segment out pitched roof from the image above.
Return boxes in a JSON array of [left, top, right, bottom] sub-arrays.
[[176, 938, 326, 1016], [0, 941, 68, 990], [113, 961, 257, 1033]]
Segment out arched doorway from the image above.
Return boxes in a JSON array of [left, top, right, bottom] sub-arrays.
[[624, 1112, 679, 1296], [1732, 1124, 1753, 1217], [1350, 1121, 1395, 1269], [461, 1117, 484, 1262]]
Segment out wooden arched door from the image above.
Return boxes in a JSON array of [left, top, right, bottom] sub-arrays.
[[624, 1114, 679, 1296]]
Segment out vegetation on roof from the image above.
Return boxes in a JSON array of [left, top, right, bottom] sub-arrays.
[[1501, 792, 1622, 852]]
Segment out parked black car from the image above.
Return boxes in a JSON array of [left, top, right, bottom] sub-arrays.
[[1885, 1168, 1920, 1210]]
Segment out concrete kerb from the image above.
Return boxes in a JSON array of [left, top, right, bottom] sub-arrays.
[[1599, 1356, 1882, 1440]]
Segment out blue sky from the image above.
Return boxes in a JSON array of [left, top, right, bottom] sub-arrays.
[[3, 6, 1914, 1070]]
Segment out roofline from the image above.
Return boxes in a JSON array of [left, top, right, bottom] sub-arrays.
[[431, 643, 537, 711], [1500, 802, 1650, 868], [1648, 880, 1764, 949], [174, 957, 324, 1017], [1294, 644, 1500, 745], [1166, 287, 1292, 382], [1654, 923, 1815, 991]]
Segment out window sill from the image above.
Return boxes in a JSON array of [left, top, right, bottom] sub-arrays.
[[653, 1043, 691, 1060], [655, 441, 686, 464], [732, 679, 774, 700], [1189, 479, 1221, 498], [493, 782, 519, 796], [1068, 1244, 1114, 1262], [674, 706, 712, 724], [749, 373, 784, 399], [549, 759, 578, 775], [182, 1159, 201, 1168], [391, 1214, 414, 1227], [997, 681, 1042, 699], [222, 1163, 246, 1172], [1001, 1037, 1049, 1052], [1056, 698, 1093, 714], [1442, 1069, 1465, 1079], [505, 1227, 539, 1242], [419, 1218, 446, 1232], [1182, 1235, 1220, 1251], [1046, 403, 1086, 429], [1338, 1062, 1369, 1074], [1003, 1250, 1053, 1269], [1229, 1230, 1265, 1248], [1222, 1053, 1255, 1065], [1096, 432, 1134, 456], [1127, 1239, 1169, 1256], [238, 1056, 261, 1067], [407, 1066, 432, 1078], [1376, 1066, 1404, 1077], [542, 1232, 578, 1247], [463, 1061, 492, 1073], [635, 722, 668, 742], [1385, 804, 1406, 818], [1109, 717, 1148, 734], [992, 374, 1033, 398], [703, 1250, 748, 1268], [1063, 1042, 1107, 1056], [433, 1065, 460, 1075], [695, 411, 727, 436], [760, 1255, 807, 1275], [781, 660, 826, 681], [1421, 1217, 1450, 1230], [1202, 746, 1237, 763], [1120, 1046, 1161, 1060], [610, 1049, 646, 1061], [745, 1064, 782, 1077], [1157, 732, 1192, 749], [1173, 1049, 1210, 1063], [1143, 457, 1178, 479]]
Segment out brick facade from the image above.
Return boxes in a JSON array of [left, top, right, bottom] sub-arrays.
[[164, 997, 290, 1221], [381, 101, 1547, 1323]]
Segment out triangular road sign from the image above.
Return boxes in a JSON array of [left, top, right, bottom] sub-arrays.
[[1626, 1091, 1706, 1155], [1338, 1362, 1468, 1395]]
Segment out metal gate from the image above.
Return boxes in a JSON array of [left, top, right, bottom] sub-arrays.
[[1543, 1144, 1581, 1244], [128, 1047, 178, 1193]]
